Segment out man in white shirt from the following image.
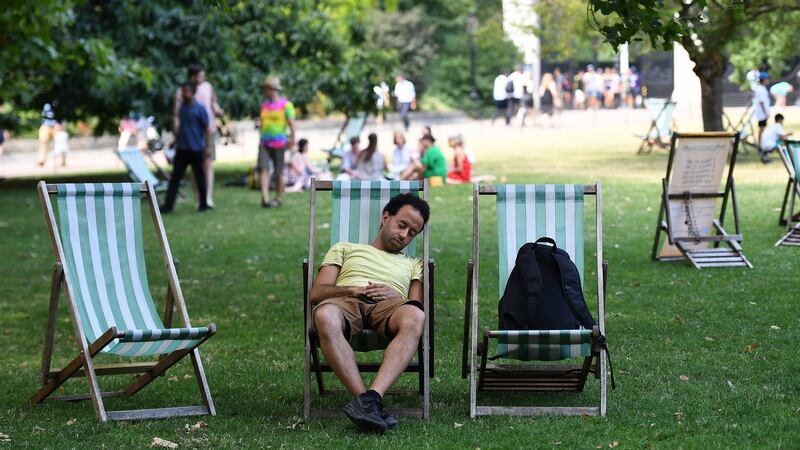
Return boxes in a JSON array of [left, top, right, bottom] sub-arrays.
[[393, 75, 416, 131], [760, 113, 793, 163], [753, 72, 771, 151], [506, 67, 525, 123], [492, 72, 509, 125]]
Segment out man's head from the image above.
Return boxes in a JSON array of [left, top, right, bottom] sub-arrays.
[[775, 113, 784, 124], [181, 81, 197, 103], [378, 193, 430, 253], [349, 136, 360, 153], [187, 63, 204, 82], [419, 134, 434, 152], [263, 75, 282, 99], [759, 71, 771, 85], [396, 74, 405, 83], [298, 138, 309, 153]]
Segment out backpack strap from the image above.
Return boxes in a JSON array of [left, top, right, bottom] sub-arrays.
[[598, 334, 616, 390]]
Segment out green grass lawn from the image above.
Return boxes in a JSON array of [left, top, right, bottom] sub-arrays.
[[1, 121, 799, 449]]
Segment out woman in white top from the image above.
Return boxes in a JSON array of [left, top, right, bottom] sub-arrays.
[[389, 131, 413, 179], [355, 133, 386, 181]]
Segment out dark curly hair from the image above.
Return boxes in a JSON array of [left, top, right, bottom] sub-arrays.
[[383, 192, 430, 224]]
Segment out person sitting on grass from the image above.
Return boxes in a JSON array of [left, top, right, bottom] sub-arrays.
[[310, 193, 430, 434], [445, 134, 472, 184], [760, 113, 793, 164], [400, 134, 446, 181]]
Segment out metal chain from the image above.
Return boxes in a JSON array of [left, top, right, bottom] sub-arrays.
[[683, 191, 702, 244]]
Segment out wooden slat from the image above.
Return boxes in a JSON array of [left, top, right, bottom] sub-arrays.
[[475, 406, 600, 416], [674, 131, 736, 138], [673, 234, 743, 242], [312, 179, 424, 192], [45, 183, 149, 194], [479, 184, 597, 195], [696, 262, 749, 268], [50, 391, 123, 402], [105, 405, 210, 421], [47, 362, 158, 380]]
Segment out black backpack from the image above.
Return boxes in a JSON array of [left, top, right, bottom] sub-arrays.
[[498, 237, 615, 386], [505, 79, 514, 93]]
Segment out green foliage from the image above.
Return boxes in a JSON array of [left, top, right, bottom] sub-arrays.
[[726, 11, 800, 87]]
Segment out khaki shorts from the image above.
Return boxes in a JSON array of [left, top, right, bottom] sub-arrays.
[[257, 145, 285, 173], [313, 296, 422, 340]]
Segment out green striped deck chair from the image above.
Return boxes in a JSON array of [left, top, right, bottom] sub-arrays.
[[776, 140, 800, 246], [463, 183, 608, 417], [303, 179, 434, 419], [637, 98, 677, 154], [651, 132, 752, 268], [32, 181, 216, 422], [116, 147, 167, 191]]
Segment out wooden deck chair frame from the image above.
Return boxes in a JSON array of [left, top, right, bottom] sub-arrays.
[[637, 98, 677, 155], [31, 180, 216, 421], [302, 179, 434, 419], [462, 183, 608, 417], [775, 140, 800, 246], [651, 132, 752, 268], [722, 106, 756, 155], [324, 112, 367, 165]]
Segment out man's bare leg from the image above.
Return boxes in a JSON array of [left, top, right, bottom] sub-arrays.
[[205, 159, 214, 206], [314, 305, 365, 396], [260, 169, 271, 204], [275, 174, 284, 204], [370, 305, 425, 396]]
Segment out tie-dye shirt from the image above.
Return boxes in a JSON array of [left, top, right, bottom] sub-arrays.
[[260, 97, 295, 149]]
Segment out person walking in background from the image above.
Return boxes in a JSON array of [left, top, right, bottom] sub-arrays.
[[573, 70, 586, 110], [753, 72, 772, 161], [160, 82, 210, 214], [52, 121, 69, 168], [393, 75, 416, 132], [373, 81, 390, 126], [389, 131, 413, 179], [37, 102, 59, 166], [554, 68, 570, 110], [538, 73, 560, 127], [118, 114, 138, 150], [355, 133, 386, 181], [174, 64, 224, 208], [626, 67, 641, 108], [507, 66, 525, 125], [492, 71, 510, 125], [257, 75, 296, 208], [445, 134, 471, 184]]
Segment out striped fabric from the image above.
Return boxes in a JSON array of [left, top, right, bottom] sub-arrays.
[[646, 99, 676, 139], [496, 184, 584, 295], [788, 141, 800, 182], [329, 180, 420, 351], [118, 148, 163, 189], [331, 180, 421, 257], [495, 329, 593, 361], [55, 183, 209, 356]]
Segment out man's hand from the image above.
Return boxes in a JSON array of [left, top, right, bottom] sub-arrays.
[[364, 281, 403, 302]]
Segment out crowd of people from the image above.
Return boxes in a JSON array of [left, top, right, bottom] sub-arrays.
[[492, 64, 644, 127], [752, 70, 796, 163]]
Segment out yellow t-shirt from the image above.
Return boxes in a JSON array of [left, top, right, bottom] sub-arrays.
[[321, 242, 423, 299]]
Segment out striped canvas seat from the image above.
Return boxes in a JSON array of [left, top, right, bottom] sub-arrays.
[[330, 180, 420, 350], [494, 184, 586, 361], [646, 99, 677, 140], [55, 183, 210, 356], [117, 148, 165, 190], [494, 329, 592, 361], [776, 141, 800, 246]]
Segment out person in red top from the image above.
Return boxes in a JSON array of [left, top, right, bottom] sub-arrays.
[[446, 134, 472, 184]]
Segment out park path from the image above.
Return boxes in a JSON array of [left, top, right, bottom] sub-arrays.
[[0, 107, 716, 180]]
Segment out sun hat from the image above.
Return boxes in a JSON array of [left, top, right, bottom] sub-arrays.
[[263, 75, 283, 91]]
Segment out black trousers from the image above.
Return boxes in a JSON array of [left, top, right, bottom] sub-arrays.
[[162, 149, 206, 211]]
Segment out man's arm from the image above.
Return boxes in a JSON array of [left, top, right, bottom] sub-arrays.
[[309, 265, 365, 305], [286, 117, 296, 148], [172, 89, 181, 134]]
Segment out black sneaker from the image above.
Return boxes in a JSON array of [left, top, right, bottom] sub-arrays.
[[342, 394, 388, 434], [381, 410, 397, 429]]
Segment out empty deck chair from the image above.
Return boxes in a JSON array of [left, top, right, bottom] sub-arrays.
[[723, 106, 756, 154], [637, 98, 677, 154], [462, 183, 609, 417], [323, 112, 367, 165], [776, 140, 800, 246], [31, 181, 216, 421], [303, 179, 434, 419], [651, 132, 752, 268]]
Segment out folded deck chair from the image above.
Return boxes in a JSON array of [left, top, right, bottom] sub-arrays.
[[775, 140, 800, 246], [637, 98, 677, 154], [323, 112, 367, 164], [31, 181, 216, 421], [462, 183, 609, 417], [651, 132, 752, 268], [722, 106, 756, 154], [303, 179, 434, 419]]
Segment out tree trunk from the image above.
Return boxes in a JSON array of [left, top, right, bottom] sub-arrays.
[[691, 52, 726, 131]]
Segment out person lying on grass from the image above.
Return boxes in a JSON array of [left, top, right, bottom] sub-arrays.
[[309, 193, 430, 434]]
